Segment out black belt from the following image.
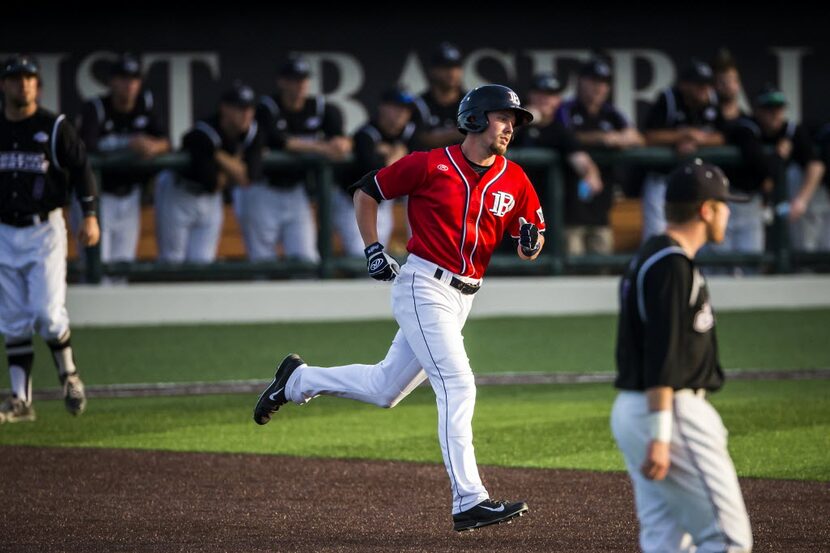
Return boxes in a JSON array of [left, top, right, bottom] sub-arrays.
[[433, 268, 481, 295], [0, 210, 51, 228]]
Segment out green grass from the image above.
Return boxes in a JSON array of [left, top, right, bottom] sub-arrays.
[[1, 380, 828, 481], [4, 308, 830, 388]]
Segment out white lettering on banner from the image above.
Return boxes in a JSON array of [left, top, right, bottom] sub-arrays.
[[772, 47, 810, 123], [489, 191, 515, 217], [608, 49, 675, 124], [463, 49, 517, 91], [398, 51, 429, 95], [525, 49, 593, 99], [300, 52, 367, 135], [76, 51, 117, 102], [141, 52, 221, 147]]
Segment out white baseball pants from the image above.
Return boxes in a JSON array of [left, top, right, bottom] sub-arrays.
[[286, 253, 489, 514], [0, 209, 71, 342], [154, 170, 223, 264], [611, 390, 753, 553], [236, 183, 319, 262]]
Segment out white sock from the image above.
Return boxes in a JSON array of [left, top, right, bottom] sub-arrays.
[[9, 365, 31, 404]]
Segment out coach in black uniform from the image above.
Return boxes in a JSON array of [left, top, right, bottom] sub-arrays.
[[247, 56, 350, 261], [76, 53, 169, 264], [611, 159, 752, 553], [411, 42, 466, 150], [0, 55, 99, 423]]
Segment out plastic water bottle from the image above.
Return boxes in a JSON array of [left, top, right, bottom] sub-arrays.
[[774, 202, 790, 217], [578, 179, 593, 202]]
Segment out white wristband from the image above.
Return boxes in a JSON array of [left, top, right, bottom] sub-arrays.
[[648, 410, 673, 443]]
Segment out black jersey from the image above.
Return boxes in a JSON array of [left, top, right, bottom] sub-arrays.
[[179, 115, 263, 194], [352, 120, 416, 174], [817, 124, 830, 191], [616, 235, 724, 392], [643, 86, 723, 132], [76, 91, 166, 196], [0, 107, 97, 220], [556, 98, 633, 226], [256, 93, 344, 187], [411, 89, 464, 132]]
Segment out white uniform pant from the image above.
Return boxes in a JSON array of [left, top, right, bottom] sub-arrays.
[[285, 254, 489, 513], [154, 170, 223, 264], [611, 391, 752, 553], [641, 173, 668, 243], [787, 165, 830, 252], [236, 183, 319, 262], [331, 187, 394, 257], [0, 209, 70, 342]]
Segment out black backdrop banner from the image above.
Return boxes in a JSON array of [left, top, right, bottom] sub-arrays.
[[2, 7, 826, 145]]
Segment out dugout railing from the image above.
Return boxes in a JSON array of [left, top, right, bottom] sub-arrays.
[[75, 147, 828, 283]]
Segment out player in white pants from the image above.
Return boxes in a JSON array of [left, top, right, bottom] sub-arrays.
[[254, 85, 547, 531], [0, 54, 100, 423], [613, 160, 752, 552]]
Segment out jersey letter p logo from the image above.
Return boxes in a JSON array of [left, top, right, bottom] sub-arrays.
[[489, 191, 516, 217]]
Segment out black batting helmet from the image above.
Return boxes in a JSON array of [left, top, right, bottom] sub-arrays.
[[457, 84, 533, 134]]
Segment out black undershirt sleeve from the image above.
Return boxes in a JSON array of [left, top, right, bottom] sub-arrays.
[[57, 117, 98, 216], [642, 256, 691, 389], [350, 169, 381, 201]]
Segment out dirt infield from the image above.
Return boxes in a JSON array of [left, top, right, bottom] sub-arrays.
[[1, 446, 827, 553]]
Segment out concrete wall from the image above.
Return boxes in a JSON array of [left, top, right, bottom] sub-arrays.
[[66, 275, 830, 326]]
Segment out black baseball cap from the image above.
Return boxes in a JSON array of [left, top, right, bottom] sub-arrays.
[[430, 42, 463, 68], [1, 54, 39, 78], [380, 87, 415, 107], [579, 58, 612, 82], [679, 59, 714, 85], [220, 81, 256, 109], [529, 72, 564, 94], [755, 83, 787, 109], [278, 56, 311, 79], [666, 159, 750, 203], [111, 54, 142, 78]]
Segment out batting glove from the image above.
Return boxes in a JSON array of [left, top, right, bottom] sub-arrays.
[[518, 217, 541, 257], [364, 242, 400, 281]]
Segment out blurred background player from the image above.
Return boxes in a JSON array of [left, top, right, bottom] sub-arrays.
[[641, 59, 725, 241], [712, 49, 748, 124], [155, 81, 262, 264], [251, 56, 350, 262], [556, 58, 644, 256], [76, 53, 170, 266], [749, 84, 826, 251], [339, 87, 416, 256], [411, 42, 466, 150], [511, 72, 603, 256], [0, 55, 100, 423]]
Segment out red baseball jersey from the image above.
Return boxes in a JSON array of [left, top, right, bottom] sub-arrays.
[[374, 144, 545, 279]]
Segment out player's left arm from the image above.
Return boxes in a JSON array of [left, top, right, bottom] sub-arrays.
[[789, 126, 826, 220], [56, 116, 99, 246], [131, 113, 171, 159]]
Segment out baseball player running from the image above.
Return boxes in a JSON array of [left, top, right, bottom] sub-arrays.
[[0, 55, 100, 423], [254, 85, 545, 531], [611, 159, 753, 552]]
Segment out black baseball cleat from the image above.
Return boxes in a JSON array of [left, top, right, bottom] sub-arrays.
[[253, 354, 305, 425], [452, 498, 529, 532]]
